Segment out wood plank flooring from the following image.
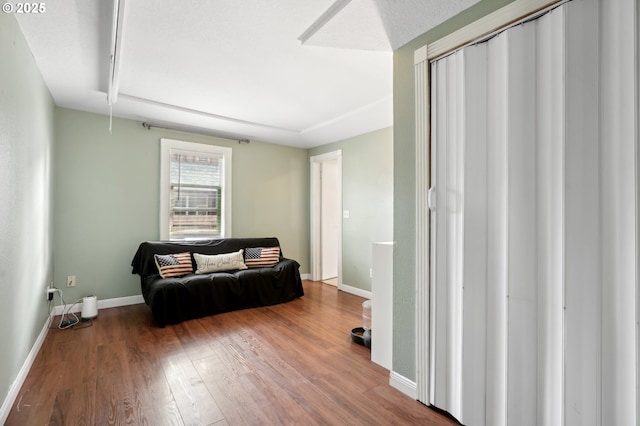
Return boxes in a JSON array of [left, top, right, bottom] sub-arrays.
[[6, 280, 457, 425]]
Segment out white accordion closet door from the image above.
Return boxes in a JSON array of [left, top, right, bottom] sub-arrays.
[[425, 0, 639, 424]]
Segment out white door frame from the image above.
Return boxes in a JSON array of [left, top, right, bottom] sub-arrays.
[[310, 150, 343, 287]]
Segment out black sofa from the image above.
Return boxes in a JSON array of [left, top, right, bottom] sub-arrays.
[[131, 237, 304, 326]]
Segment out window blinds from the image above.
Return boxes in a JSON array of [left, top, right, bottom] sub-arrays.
[[169, 152, 223, 239]]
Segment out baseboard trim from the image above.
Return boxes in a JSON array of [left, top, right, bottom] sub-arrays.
[[300, 273, 311, 280], [338, 283, 372, 300], [1, 294, 145, 422], [98, 294, 145, 310], [0, 314, 52, 425], [52, 294, 145, 316], [389, 371, 417, 400]]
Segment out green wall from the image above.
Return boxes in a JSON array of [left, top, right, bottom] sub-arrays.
[[0, 13, 55, 417], [392, 0, 517, 380], [309, 127, 393, 292], [54, 108, 310, 303]]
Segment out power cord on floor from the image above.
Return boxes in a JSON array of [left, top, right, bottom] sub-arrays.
[[48, 287, 82, 329]]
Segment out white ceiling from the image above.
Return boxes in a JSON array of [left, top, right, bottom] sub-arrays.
[[15, 0, 479, 148]]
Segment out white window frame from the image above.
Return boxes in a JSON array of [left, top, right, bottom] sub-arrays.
[[160, 138, 232, 240]]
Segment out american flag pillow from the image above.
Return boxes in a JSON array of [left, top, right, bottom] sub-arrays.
[[244, 247, 281, 268], [154, 252, 193, 278]]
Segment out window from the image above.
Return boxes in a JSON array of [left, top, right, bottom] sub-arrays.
[[160, 138, 232, 240]]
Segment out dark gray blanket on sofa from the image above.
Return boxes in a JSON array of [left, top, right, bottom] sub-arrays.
[[131, 237, 304, 326]]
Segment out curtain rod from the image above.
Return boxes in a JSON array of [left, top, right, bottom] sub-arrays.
[[141, 121, 251, 144]]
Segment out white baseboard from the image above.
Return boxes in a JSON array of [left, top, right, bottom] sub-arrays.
[[0, 315, 52, 425], [300, 273, 311, 280], [97, 294, 145, 310], [338, 283, 372, 300], [52, 294, 145, 316], [389, 371, 417, 400], [1, 294, 145, 423]]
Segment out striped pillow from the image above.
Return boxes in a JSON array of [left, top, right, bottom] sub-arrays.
[[244, 247, 280, 268], [154, 252, 193, 278]]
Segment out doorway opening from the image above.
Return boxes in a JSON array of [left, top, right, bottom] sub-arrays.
[[310, 150, 342, 287]]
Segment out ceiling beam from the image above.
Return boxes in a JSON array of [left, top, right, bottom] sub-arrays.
[[298, 0, 352, 45], [107, 0, 126, 105]]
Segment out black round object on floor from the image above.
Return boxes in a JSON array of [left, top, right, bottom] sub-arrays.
[[351, 327, 365, 345], [351, 327, 371, 349]]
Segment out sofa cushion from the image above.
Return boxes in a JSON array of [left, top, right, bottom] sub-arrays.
[[244, 246, 281, 268], [154, 252, 193, 278], [194, 250, 248, 274]]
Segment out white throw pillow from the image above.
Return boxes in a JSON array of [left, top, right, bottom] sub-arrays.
[[193, 250, 248, 274]]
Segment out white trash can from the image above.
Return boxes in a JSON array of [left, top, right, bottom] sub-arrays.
[[362, 299, 371, 331]]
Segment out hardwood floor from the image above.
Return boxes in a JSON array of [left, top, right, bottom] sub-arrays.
[[7, 281, 457, 425]]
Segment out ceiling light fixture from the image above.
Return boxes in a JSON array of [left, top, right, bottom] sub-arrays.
[[298, 0, 352, 45]]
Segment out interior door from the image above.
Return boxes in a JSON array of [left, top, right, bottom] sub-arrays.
[[320, 159, 339, 282], [310, 150, 342, 285]]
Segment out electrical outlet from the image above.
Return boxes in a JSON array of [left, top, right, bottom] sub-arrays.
[[67, 275, 76, 287]]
